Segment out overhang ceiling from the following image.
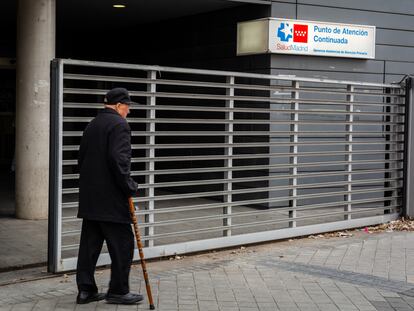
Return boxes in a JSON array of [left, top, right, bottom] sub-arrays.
[[0, 1, 16, 28], [58, 0, 241, 30], [1, 0, 241, 30]]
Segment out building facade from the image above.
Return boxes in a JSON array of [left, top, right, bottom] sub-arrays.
[[0, 0, 414, 270]]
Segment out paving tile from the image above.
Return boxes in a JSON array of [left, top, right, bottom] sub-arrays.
[[3, 231, 414, 311], [10, 302, 37, 311]]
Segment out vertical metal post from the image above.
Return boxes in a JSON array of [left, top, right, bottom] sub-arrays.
[[48, 59, 63, 273], [145, 70, 156, 247], [344, 85, 354, 220], [289, 81, 299, 228], [404, 77, 414, 217], [389, 88, 400, 213], [223, 76, 234, 236], [384, 88, 392, 213]]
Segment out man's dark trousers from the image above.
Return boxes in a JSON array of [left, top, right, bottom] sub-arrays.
[[76, 219, 134, 295]]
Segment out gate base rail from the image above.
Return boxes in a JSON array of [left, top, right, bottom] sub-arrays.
[[58, 213, 398, 272]]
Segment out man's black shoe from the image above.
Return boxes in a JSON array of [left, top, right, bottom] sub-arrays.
[[105, 292, 144, 304], [76, 291, 106, 304]]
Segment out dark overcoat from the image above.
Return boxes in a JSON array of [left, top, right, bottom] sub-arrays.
[[78, 108, 138, 223]]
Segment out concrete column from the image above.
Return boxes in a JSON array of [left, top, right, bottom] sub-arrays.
[[15, 0, 55, 219]]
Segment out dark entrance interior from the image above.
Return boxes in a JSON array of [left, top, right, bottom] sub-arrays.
[[0, 69, 15, 217], [0, 0, 16, 219]]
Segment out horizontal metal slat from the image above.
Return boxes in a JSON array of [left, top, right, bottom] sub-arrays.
[[61, 59, 402, 88], [63, 116, 404, 126], [133, 205, 397, 229], [136, 159, 402, 176], [63, 88, 404, 108], [134, 140, 403, 149], [62, 130, 404, 137], [61, 203, 398, 237], [63, 102, 404, 117], [62, 149, 404, 166], [63, 159, 402, 180], [61, 185, 400, 211], [137, 205, 398, 241], [63, 169, 403, 189], [61, 196, 399, 223], [137, 204, 399, 230], [134, 177, 402, 202], [61, 205, 398, 248], [63, 73, 404, 97], [62, 140, 404, 152], [61, 159, 402, 183], [62, 182, 403, 214], [131, 187, 402, 215], [62, 176, 402, 197], [136, 168, 403, 189]]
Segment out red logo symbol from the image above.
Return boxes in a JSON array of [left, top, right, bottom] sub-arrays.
[[293, 24, 308, 43]]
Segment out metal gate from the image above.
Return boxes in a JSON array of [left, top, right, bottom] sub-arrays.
[[48, 59, 406, 272]]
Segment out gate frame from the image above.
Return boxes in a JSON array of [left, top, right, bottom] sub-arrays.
[[404, 77, 414, 218], [48, 58, 406, 273], [48, 59, 63, 273]]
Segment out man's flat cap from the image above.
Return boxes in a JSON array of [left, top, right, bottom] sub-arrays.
[[104, 87, 136, 105]]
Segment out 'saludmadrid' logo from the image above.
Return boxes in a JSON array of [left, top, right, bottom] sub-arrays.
[[277, 23, 292, 42], [277, 22, 308, 43]]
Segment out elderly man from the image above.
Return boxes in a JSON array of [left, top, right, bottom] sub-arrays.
[[76, 87, 142, 305]]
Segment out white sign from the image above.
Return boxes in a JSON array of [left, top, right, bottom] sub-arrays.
[[237, 18, 376, 59]]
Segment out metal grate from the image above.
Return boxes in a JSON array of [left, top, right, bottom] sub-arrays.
[[49, 59, 406, 272]]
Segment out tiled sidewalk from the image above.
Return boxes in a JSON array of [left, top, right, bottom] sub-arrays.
[[1, 230, 414, 311]]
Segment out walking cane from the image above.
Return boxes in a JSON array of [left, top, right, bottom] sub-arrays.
[[128, 197, 155, 310]]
